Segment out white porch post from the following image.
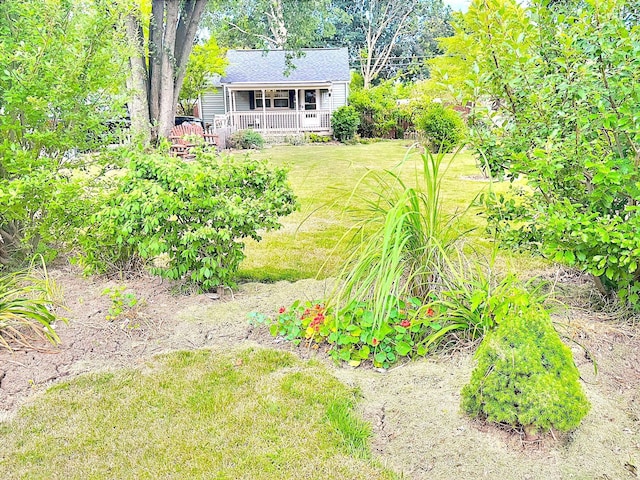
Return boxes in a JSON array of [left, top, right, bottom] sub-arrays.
[[329, 86, 333, 133], [223, 86, 228, 114], [261, 88, 266, 132], [229, 89, 232, 128], [296, 88, 300, 133]]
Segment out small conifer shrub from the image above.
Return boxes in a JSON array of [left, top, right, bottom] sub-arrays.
[[461, 299, 590, 436]]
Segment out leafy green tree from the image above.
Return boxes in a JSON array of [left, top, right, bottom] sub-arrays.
[[331, 106, 360, 142], [208, 0, 342, 49], [416, 104, 465, 153], [440, 0, 640, 305], [178, 37, 227, 116], [329, 0, 453, 86], [348, 81, 411, 138], [0, 0, 129, 266]]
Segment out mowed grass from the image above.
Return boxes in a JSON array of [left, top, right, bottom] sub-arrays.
[[236, 141, 542, 282], [0, 348, 396, 480]]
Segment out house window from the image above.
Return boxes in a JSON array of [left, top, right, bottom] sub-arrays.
[[255, 89, 290, 108], [304, 90, 317, 110], [255, 90, 271, 108], [273, 90, 289, 108]]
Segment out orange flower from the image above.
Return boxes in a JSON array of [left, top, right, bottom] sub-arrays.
[[426, 307, 435, 317], [372, 338, 380, 346]]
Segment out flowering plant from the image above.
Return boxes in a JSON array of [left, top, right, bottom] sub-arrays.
[[251, 296, 445, 368]]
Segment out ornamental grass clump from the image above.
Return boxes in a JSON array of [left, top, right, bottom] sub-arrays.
[[0, 260, 65, 351], [461, 295, 590, 436]]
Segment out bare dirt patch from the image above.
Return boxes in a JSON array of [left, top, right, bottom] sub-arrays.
[[1, 266, 639, 479]]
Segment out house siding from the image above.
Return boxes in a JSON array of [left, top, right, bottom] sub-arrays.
[[201, 90, 225, 124], [235, 91, 252, 111], [332, 82, 348, 110]]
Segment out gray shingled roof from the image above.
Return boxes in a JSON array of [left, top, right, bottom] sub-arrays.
[[221, 48, 350, 84]]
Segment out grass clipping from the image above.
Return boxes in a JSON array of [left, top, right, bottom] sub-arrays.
[[461, 298, 590, 437]]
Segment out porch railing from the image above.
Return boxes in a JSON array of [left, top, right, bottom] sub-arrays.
[[227, 110, 331, 132]]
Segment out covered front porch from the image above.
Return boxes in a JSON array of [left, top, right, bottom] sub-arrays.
[[222, 83, 333, 134]]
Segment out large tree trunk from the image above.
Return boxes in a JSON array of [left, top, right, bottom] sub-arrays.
[[172, 0, 208, 113], [125, 14, 151, 145], [148, 0, 164, 138], [157, 1, 180, 139], [127, 0, 207, 143]]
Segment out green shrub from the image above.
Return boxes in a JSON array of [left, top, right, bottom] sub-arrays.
[[308, 133, 331, 143], [77, 150, 297, 291], [331, 106, 360, 142], [461, 297, 590, 435], [228, 129, 265, 149], [416, 104, 465, 153]]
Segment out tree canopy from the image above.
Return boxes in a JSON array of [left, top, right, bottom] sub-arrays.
[[329, 0, 453, 87], [439, 0, 640, 304], [207, 0, 343, 50]]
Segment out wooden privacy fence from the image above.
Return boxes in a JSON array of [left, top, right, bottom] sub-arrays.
[[169, 124, 220, 158]]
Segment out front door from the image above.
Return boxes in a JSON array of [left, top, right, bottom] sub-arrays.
[[303, 89, 320, 129]]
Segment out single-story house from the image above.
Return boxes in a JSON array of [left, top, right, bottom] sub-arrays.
[[199, 48, 350, 135]]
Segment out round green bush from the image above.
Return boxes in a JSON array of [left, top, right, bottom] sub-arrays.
[[416, 104, 465, 153], [331, 105, 360, 142], [461, 301, 590, 436], [229, 129, 265, 149]]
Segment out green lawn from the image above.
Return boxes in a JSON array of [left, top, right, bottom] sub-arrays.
[[236, 141, 541, 282], [0, 348, 396, 480]]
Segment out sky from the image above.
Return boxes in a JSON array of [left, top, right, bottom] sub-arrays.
[[445, 0, 471, 12]]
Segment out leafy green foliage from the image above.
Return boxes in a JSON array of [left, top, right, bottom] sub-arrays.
[[348, 81, 411, 138], [179, 37, 227, 116], [0, 0, 129, 264], [207, 0, 343, 50], [328, 0, 454, 84], [228, 129, 266, 149], [461, 294, 590, 434], [252, 298, 443, 368], [331, 106, 361, 142], [416, 104, 466, 153], [253, 259, 544, 368], [101, 286, 139, 322], [251, 149, 531, 367], [78, 150, 297, 290], [441, 0, 640, 304], [308, 133, 332, 143], [0, 260, 65, 351]]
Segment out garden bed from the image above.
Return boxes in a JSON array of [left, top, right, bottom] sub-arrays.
[[1, 265, 638, 479]]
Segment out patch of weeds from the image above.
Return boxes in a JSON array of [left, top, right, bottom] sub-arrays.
[[308, 133, 331, 143], [101, 285, 142, 324]]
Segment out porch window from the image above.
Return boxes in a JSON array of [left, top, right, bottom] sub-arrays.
[[273, 90, 289, 108], [304, 90, 317, 110], [255, 90, 271, 108], [255, 89, 290, 109]]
